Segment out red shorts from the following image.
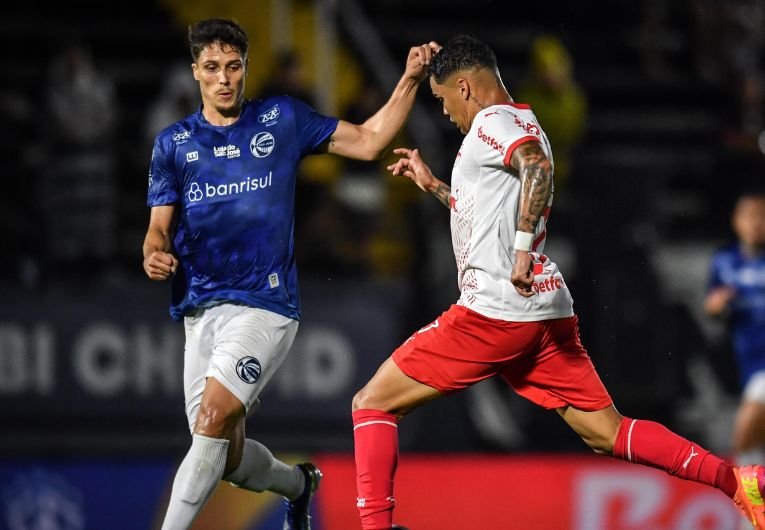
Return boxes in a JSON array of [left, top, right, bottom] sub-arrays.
[[392, 305, 612, 411]]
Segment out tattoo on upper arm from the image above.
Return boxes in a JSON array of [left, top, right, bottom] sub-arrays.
[[432, 183, 451, 209], [511, 141, 552, 232]]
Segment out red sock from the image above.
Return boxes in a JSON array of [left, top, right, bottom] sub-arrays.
[[354, 409, 399, 530], [613, 417, 737, 498]]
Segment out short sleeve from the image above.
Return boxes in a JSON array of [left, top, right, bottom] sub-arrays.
[[472, 107, 542, 169], [291, 97, 340, 157], [147, 136, 180, 206]]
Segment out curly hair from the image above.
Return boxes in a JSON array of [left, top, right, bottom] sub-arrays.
[[188, 18, 249, 62], [429, 34, 498, 84]]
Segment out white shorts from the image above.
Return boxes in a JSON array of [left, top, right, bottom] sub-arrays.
[[183, 303, 299, 432], [743, 371, 765, 405]]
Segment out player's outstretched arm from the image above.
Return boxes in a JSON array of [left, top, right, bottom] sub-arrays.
[[387, 147, 451, 209], [326, 42, 441, 161], [143, 205, 179, 281], [509, 140, 553, 297]]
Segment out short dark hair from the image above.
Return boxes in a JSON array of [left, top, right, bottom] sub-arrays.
[[188, 18, 249, 62], [429, 34, 498, 84]]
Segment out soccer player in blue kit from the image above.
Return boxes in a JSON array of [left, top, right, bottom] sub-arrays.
[[706, 192, 765, 474], [142, 18, 440, 530]]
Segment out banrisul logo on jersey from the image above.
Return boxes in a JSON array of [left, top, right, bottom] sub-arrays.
[[186, 172, 273, 203], [250, 132, 275, 158]]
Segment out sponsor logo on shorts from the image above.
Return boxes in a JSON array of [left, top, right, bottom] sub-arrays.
[[250, 132, 275, 158], [236, 356, 262, 384]]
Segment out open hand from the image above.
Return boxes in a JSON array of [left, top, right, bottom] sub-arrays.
[[387, 148, 436, 192]]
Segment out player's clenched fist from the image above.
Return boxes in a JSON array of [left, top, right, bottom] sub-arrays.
[[405, 41, 442, 83], [511, 250, 535, 298], [144, 250, 178, 281]]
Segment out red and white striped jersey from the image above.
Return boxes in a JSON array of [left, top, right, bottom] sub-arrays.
[[449, 103, 574, 321]]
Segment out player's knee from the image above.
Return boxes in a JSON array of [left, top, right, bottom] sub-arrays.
[[352, 387, 398, 416], [195, 401, 242, 438], [352, 388, 372, 412], [581, 431, 616, 455]]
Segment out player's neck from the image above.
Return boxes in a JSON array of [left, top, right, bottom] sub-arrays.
[[467, 86, 513, 125], [202, 102, 244, 126], [741, 241, 765, 258]]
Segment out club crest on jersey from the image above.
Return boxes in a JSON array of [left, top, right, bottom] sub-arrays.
[[236, 356, 262, 384], [258, 105, 280, 125], [250, 132, 275, 158]]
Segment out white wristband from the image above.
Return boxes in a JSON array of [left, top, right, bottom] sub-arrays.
[[514, 231, 534, 252]]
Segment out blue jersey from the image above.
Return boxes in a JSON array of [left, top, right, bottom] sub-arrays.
[[708, 243, 765, 386], [147, 97, 339, 322]]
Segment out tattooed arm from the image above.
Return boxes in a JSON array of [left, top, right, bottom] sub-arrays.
[[508, 140, 553, 297], [387, 147, 451, 208], [320, 42, 441, 161], [512, 140, 553, 232]]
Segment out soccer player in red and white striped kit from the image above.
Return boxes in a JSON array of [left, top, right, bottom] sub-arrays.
[[351, 34, 765, 530]]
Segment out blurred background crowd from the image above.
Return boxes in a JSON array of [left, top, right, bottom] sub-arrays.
[[1, 0, 764, 474]]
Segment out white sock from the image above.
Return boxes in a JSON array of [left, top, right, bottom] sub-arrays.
[[161, 433, 229, 530], [224, 438, 304, 499]]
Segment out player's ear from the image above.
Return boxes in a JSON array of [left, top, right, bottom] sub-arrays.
[[457, 78, 470, 101], [191, 63, 200, 81]]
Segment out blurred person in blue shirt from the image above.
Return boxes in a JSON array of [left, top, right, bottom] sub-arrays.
[[706, 191, 765, 472], [142, 17, 439, 530]]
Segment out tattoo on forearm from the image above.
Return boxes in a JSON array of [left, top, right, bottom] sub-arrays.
[[512, 142, 552, 232], [432, 183, 452, 209]]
